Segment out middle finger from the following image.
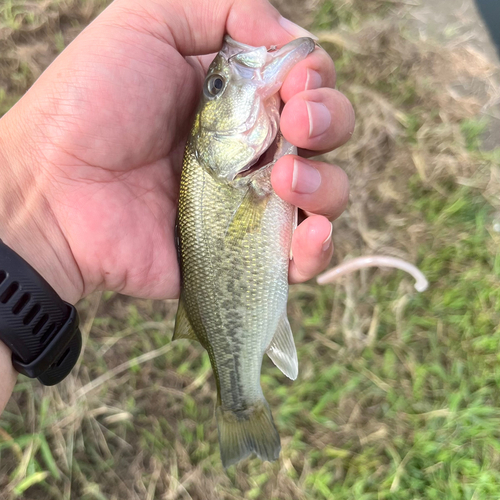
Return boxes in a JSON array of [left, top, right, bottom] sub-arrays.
[[271, 155, 349, 220], [280, 88, 355, 153]]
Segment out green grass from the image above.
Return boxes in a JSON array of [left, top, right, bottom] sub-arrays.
[[1, 0, 500, 498]]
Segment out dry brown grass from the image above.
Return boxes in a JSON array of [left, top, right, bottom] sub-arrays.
[[0, 0, 107, 113]]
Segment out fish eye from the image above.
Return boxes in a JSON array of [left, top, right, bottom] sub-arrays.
[[204, 74, 226, 98]]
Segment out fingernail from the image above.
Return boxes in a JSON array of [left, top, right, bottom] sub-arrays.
[[292, 159, 321, 194], [322, 223, 333, 252], [305, 69, 322, 91], [279, 16, 319, 41], [306, 101, 331, 138]]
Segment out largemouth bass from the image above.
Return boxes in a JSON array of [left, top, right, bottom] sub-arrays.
[[175, 36, 316, 468]]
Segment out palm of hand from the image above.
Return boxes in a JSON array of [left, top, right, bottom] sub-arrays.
[[39, 24, 208, 299]]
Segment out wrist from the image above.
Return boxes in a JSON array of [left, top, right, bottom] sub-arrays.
[[0, 111, 84, 304], [0, 340, 17, 414]]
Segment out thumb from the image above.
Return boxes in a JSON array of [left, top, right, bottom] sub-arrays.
[[226, 0, 317, 52], [112, 0, 316, 55]]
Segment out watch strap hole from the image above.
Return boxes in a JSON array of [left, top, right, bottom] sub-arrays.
[[41, 323, 57, 345], [0, 270, 6, 286], [12, 292, 31, 315], [1, 281, 19, 304], [33, 314, 49, 335], [23, 303, 41, 325], [53, 347, 71, 368]]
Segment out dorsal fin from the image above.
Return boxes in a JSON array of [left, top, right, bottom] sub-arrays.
[[266, 314, 298, 380]]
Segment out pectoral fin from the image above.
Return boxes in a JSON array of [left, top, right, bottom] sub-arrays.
[[225, 188, 269, 243], [173, 297, 198, 342], [266, 314, 298, 380]]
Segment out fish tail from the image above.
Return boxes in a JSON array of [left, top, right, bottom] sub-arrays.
[[215, 399, 281, 468]]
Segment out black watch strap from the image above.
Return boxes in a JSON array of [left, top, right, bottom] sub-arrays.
[[0, 240, 82, 386]]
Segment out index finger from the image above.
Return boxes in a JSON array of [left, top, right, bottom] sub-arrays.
[[280, 47, 336, 102]]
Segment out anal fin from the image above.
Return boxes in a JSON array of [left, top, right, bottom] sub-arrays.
[[266, 313, 298, 380]]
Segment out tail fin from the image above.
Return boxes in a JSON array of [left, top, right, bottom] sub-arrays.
[[215, 400, 281, 468]]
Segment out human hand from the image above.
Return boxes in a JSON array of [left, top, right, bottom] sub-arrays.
[[0, 0, 353, 306]]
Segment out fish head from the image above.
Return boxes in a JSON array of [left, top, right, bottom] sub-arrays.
[[190, 36, 316, 183]]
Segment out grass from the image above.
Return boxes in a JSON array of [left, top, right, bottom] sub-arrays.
[[1, 0, 500, 498]]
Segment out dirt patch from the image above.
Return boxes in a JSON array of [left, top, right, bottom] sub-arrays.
[[409, 0, 500, 150]]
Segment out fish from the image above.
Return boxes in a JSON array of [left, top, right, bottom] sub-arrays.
[[174, 35, 316, 468]]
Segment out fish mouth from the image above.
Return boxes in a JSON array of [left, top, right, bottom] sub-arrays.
[[223, 36, 317, 100]]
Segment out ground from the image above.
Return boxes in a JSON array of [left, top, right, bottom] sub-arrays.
[[1, 0, 500, 499]]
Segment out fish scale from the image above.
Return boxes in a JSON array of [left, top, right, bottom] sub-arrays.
[[174, 35, 316, 468]]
